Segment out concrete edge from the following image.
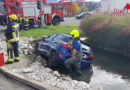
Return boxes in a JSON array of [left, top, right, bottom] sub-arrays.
[[0, 66, 61, 90]]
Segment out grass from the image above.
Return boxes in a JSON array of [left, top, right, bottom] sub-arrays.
[[20, 25, 80, 38]]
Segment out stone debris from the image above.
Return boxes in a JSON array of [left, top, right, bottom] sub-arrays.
[[21, 68, 34, 73], [13, 61, 90, 90], [0, 37, 101, 90]]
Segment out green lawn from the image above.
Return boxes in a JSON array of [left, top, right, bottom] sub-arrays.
[[20, 25, 80, 38]]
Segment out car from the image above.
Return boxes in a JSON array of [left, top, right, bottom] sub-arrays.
[[76, 12, 92, 19], [35, 33, 94, 70]]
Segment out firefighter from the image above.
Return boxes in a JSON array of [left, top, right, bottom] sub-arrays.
[[23, 17, 29, 30], [64, 30, 83, 75], [17, 17, 23, 31], [5, 14, 20, 64], [38, 15, 41, 28]]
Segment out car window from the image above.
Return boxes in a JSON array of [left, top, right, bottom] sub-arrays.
[[57, 34, 64, 41], [57, 5, 63, 10], [53, 34, 64, 41], [46, 34, 57, 41], [53, 35, 58, 41], [53, 4, 57, 10]]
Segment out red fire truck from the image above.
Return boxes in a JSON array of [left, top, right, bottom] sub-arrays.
[[0, 0, 64, 27]]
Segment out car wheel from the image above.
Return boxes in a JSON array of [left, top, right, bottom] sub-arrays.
[[48, 51, 57, 67], [52, 18, 60, 26]]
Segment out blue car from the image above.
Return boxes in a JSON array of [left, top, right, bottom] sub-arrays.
[[35, 33, 93, 70]]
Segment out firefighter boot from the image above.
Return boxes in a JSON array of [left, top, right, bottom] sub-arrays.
[[14, 57, 20, 62], [5, 59, 14, 64]]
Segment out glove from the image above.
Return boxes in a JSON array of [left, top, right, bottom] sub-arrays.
[[7, 42, 13, 50]]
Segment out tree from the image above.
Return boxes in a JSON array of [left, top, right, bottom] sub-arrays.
[[72, 3, 79, 14], [79, 6, 88, 13]]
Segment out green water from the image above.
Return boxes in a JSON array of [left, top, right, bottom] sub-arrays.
[[90, 48, 130, 90]]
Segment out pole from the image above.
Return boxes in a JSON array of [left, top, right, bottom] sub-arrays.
[[40, 0, 44, 28]]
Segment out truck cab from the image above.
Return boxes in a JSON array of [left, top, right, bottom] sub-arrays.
[[0, 0, 64, 26], [44, 2, 64, 25]]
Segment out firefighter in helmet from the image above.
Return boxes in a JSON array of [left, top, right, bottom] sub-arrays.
[[17, 16, 23, 31], [5, 14, 20, 64], [64, 30, 83, 75], [23, 17, 29, 30]]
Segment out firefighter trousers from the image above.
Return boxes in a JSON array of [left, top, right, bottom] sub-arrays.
[[7, 41, 19, 62], [64, 57, 82, 75], [24, 22, 29, 30]]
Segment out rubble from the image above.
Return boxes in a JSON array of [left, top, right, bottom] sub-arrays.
[[13, 61, 90, 90], [0, 37, 101, 90]]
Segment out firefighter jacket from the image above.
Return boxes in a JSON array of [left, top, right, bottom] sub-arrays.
[[24, 18, 29, 22], [5, 21, 19, 42], [17, 17, 22, 24], [24, 18, 29, 27]]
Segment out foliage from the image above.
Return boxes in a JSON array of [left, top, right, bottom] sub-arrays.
[[20, 25, 80, 38], [79, 6, 88, 13], [72, 3, 79, 14], [80, 14, 130, 56]]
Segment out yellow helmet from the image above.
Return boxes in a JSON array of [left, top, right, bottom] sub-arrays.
[[9, 14, 18, 20], [70, 30, 79, 39]]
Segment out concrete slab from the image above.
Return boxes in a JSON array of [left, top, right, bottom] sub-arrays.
[[0, 66, 61, 90]]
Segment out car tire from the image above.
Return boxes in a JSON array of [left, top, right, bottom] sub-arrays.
[[52, 18, 60, 26], [48, 51, 57, 67]]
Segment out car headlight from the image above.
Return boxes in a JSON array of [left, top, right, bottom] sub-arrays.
[[81, 44, 90, 51]]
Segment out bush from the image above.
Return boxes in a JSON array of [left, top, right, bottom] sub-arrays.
[[79, 6, 88, 13], [72, 3, 79, 14], [80, 14, 130, 56]]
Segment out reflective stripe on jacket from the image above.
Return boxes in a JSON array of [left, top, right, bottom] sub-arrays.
[[5, 21, 19, 42], [24, 18, 29, 22]]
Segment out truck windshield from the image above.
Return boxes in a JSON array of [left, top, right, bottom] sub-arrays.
[[57, 5, 63, 10]]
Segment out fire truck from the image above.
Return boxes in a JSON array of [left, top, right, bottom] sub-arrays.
[[0, 0, 64, 27]]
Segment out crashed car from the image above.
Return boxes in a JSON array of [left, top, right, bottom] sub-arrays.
[[35, 33, 94, 70]]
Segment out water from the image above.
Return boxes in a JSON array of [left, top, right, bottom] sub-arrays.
[[90, 48, 130, 90]]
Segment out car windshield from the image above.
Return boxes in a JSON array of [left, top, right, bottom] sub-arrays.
[[53, 34, 65, 41], [46, 34, 57, 41]]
